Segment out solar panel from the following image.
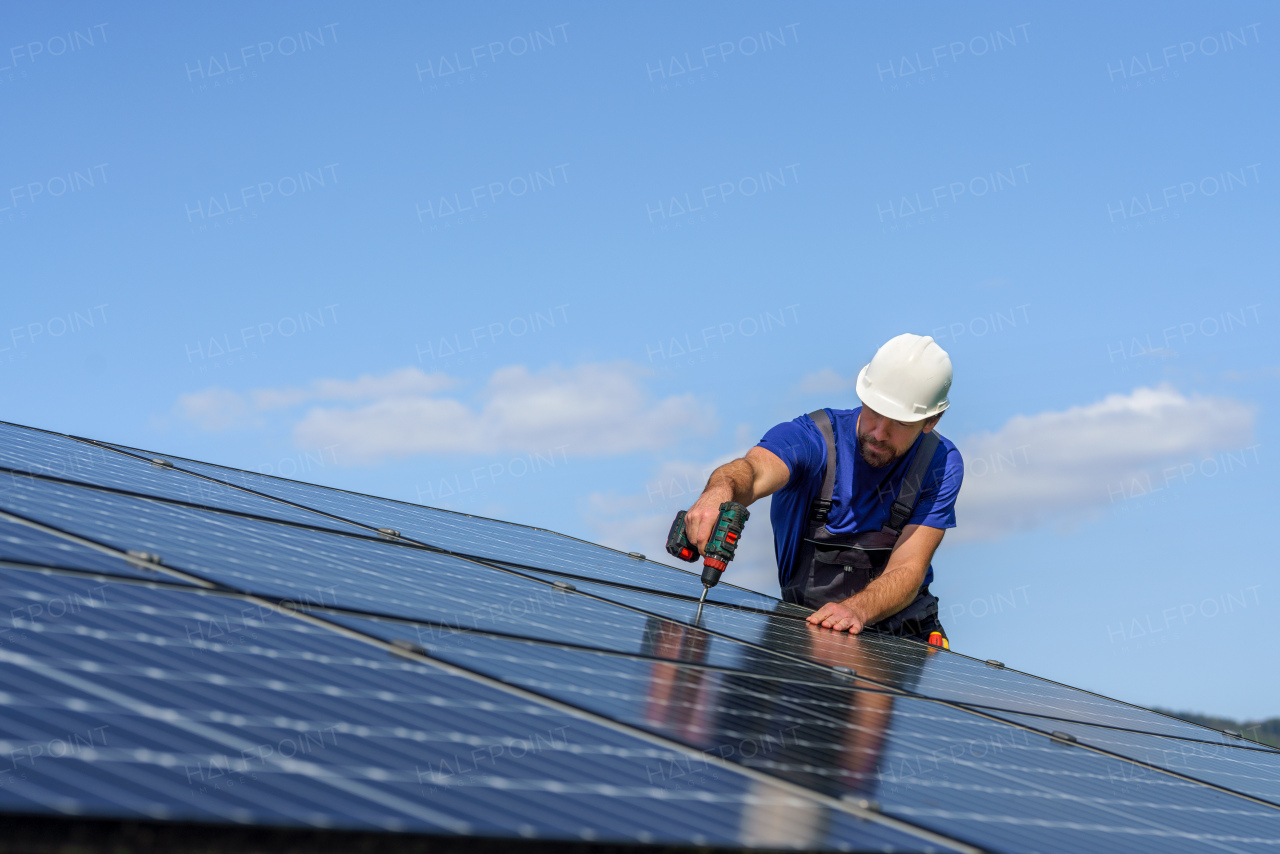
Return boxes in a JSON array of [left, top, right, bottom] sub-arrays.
[[0, 514, 196, 584], [985, 710, 1280, 806], [0, 478, 814, 667], [2, 422, 1276, 852], [0, 568, 939, 851], [75, 433, 779, 609], [0, 423, 370, 536]]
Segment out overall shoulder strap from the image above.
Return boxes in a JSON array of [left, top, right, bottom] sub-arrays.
[[807, 409, 837, 524], [885, 431, 941, 535]]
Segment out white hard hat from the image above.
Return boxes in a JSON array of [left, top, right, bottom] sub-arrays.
[[855, 334, 952, 422]]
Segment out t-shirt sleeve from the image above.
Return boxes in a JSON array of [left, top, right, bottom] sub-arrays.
[[756, 414, 825, 490], [908, 443, 964, 530]]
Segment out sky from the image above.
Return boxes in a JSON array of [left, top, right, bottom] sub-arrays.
[[1, 2, 1276, 720]]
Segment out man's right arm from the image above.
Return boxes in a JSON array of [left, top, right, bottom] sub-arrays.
[[684, 447, 790, 553]]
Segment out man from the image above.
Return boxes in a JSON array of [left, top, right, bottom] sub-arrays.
[[681, 333, 963, 640]]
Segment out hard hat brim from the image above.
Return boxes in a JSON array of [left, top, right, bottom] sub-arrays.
[[854, 364, 944, 422]]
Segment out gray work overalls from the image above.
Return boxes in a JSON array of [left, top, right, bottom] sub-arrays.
[[780, 409, 945, 640]]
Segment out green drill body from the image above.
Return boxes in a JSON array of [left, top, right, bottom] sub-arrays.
[[665, 502, 750, 611]]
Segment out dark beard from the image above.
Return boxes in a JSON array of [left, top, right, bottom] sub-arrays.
[[857, 434, 897, 468]]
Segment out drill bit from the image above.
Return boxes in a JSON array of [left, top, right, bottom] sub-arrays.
[[694, 585, 709, 623]]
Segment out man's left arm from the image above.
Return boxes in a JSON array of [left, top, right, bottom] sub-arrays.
[[807, 525, 945, 633]]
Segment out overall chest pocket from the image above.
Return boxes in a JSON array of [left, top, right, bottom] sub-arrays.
[[808, 541, 891, 571], [800, 541, 893, 607]]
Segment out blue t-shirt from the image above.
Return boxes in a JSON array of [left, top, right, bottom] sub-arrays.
[[757, 407, 964, 589]]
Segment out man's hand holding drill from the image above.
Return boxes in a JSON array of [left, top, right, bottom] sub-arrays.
[[682, 488, 734, 555], [682, 448, 790, 554]]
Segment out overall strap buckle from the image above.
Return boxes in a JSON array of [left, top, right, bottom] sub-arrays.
[[809, 498, 832, 524]]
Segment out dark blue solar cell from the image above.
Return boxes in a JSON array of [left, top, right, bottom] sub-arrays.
[[987, 710, 1280, 806], [0, 515, 191, 584], [0, 569, 940, 850], [385, 623, 1280, 853], [322, 610, 849, 695], [88, 443, 776, 609], [0, 423, 369, 536]]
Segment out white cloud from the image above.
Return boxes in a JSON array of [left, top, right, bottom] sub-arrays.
[[294, 396, 483, 457], [296, 363, 715, 462], [253, 367, 456, 409], [176, 363, 716, 463], [175, 367, 455, 431], [795, 368, 856, 395], [954, 385, 1256, 541], [175, 387, 251, 431]]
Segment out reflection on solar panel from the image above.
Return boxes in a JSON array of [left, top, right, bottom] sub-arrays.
[[1, 421, 1276, 853]]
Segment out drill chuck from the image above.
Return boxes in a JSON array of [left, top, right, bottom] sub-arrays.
[[701, 562, 724, 589]]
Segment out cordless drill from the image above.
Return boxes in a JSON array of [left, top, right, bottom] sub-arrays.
[[666, 502, 750, 608]]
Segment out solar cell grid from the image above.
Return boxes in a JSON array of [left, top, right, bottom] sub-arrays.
[[0, 515, 193, 584], [321, 611, 853, 694], [395, 624, 1280, 853], [987, 710, 1280, 806], [84, 439, 779, 610], [0, 569, 940, 851], [0, 424, 370, 536]]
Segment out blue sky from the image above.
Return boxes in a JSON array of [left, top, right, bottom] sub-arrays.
[[2, 2, 1276, 719]]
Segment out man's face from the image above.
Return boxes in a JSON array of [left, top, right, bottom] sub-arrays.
[[856, 406, 938, 467]]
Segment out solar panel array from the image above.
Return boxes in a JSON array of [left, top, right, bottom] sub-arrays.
[[1, 420, 1276, 852]]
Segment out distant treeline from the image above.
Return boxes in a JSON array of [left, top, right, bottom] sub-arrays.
[[1155, 708, 1280, 749]]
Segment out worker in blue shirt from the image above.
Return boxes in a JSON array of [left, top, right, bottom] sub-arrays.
[[681, 333, 963, 642]]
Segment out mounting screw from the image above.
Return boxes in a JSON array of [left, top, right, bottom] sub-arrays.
[[553, 580, 576, 592], [627, 552, 645, 560], [1225, 730, 1243, 739], [150, 458, 173, 468], [841, 795, 879, 812], [985, 659, 1005, 669], [377, 528, 401, 539], [833, 665, 856, 679], [390, 638, 426, 657], [125, 550, 163, 567], [1050, 731, 1078, 745]]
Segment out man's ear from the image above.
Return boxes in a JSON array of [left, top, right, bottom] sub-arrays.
[[921, 414, 942, 434]]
